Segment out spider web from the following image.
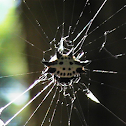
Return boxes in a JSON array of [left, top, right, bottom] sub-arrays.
[[0, 0, 126, 126]]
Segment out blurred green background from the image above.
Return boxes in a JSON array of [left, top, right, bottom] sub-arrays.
[[0, 0, 30, 125]]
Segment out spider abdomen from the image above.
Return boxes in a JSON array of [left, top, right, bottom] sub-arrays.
[[42, 54, 85, 81]]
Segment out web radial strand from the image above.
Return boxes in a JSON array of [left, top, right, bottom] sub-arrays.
[[74, 94, 88, 126], [59, 92, 65, 126], [4, 80, 54, 126], [67, 86, 76, 126], [93, 70, 118, 74], [0, 119, 5, 126], [24, 82, 56, 126], [100, 103, 126, 125], [88, 5, 126, 36], [71, 0, 90, 34], [0, 75, 45, 114], [38, 0, 54, 37], [73, 1, 107, 55], [67, 98, 74, 126], [49, 91, 61, 126], [41, 87, 58, 126], [23, 0, 50, 41], [0, 71, 41, 79]]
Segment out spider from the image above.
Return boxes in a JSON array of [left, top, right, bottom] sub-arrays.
[[42, 47, 89, 84]]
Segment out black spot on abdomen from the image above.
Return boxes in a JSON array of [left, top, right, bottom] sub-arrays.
[[48, 68, 56, 73], [59, 61, 63, 65]]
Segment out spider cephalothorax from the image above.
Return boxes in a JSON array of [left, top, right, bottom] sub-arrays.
[[42, 52, 87, 83]]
